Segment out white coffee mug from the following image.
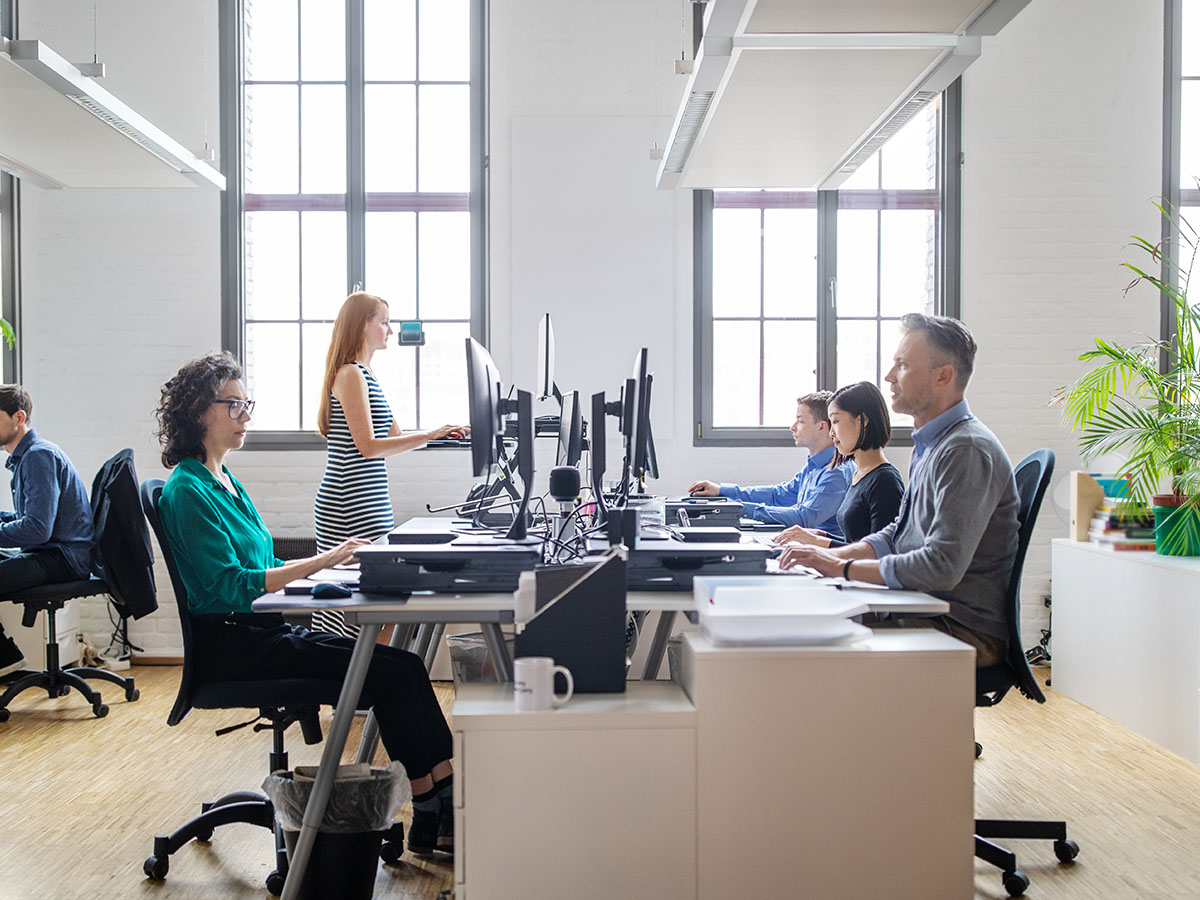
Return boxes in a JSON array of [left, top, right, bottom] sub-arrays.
[[513, 656, 574, 711]]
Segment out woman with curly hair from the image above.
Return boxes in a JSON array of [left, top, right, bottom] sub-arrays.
[[155, 351, 455, 857], [313, 292, 466, 635]]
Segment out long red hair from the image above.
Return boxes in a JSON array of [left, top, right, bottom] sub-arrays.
[[318, 291, 388, 436]]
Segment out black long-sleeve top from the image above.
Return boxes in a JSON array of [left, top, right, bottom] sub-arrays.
[[827, 462, 905, 548]]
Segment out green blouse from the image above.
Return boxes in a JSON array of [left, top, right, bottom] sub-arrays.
[[159, 456, 284, 616]]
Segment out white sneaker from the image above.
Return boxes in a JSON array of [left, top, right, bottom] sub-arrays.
[[0, 657, 28, 678]]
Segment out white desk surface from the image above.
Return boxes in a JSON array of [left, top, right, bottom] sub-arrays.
[[453, 680, 696, 730], [1053, 536, 1200, 572], [254, 570, 948, 618], [684, 628, 969, 660]]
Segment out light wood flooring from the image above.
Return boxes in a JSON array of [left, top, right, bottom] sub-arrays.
[[0, 664, 1197, 900]]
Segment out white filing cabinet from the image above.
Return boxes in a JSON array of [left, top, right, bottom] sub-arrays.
[[0, 597, 81, 669], [1052, 538, 1200, 763], [452, 681, 697, 900], [680, 629, 975, 900]]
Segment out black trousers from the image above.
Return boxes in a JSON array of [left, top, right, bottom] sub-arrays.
[[192, 615, 453, 781], [0, 548, 81, 642]]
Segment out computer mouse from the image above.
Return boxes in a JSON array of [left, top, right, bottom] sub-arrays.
[[311, 582, 353, 599]]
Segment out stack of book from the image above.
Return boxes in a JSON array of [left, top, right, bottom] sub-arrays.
[[1089, 498, 1155, 551]]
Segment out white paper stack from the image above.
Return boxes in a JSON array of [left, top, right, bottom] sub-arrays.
[[695, 578, 871, 646]]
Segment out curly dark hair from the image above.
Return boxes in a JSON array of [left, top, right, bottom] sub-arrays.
[[156, 351, 243, 468]]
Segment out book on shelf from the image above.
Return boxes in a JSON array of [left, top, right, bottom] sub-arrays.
[[1089, 535, 1156, 551]]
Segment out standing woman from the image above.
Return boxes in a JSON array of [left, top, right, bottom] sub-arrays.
[[774, 381, 904, 549], [314, 292, 465, 634]]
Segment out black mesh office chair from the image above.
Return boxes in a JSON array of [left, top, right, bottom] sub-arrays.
[[0, 450, 146, 721], [974, 449, 1079, 897], [139, 478, 401, 894]]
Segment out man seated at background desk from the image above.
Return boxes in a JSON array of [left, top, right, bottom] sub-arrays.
[[688, 391, 853, 538], [779, 314, 1018, 666], [0, 385, 95, 676]]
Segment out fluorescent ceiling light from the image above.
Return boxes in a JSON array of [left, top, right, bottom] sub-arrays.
[[0, 37, 224, 190]]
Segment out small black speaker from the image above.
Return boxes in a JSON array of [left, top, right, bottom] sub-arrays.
[[548, 465, 581, 502]]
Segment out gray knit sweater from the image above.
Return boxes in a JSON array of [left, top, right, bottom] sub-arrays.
[[863, 416, 1019, 640]]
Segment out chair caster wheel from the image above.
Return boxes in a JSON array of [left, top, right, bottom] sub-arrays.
[[1003, 870, 1029, 897], [0, 708, 10, 723], [380, 840, 404, 865], [126, 687, 140, 702], [93, 702, 109, 718], [195, 827, 213, 843], [265, 870, 286, 895], [1054, 838, 1080, 862], [975, 741, 982, 758], [144, 855, 169, 880]]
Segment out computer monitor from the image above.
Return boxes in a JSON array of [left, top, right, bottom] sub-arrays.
[[536, 313, 562, 405], [466, 337, 505, 477], [590, 391, 610, 525], [464, 337, 535, 540], [637, 373, 659, 482], [556, 390, 583, 468], [620, 348, 653, 485]]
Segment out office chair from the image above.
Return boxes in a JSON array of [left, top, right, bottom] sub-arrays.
[[0, 450, 147, 721], [974, 449, 1079, 897], [138, 479, 404, 894]]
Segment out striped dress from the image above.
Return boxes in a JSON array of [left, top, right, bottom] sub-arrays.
[[312, 362, 395, 635]]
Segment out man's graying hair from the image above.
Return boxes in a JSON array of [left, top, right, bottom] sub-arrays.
[[900, 313, 977, 391], [0, 384, 32, 419]]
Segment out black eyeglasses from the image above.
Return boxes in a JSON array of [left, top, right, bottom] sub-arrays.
[[212, 398, 256, 419]]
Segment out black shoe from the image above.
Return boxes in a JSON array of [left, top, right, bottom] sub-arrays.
[[0, 636, 26, 678], [437, 793, 454, 856], [407, 808, 438, 858]]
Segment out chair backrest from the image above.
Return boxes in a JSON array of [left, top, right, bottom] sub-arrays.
[[91, 449, 158, 619], [983, 448, 1055, 704], [140, 478, 198, 727]]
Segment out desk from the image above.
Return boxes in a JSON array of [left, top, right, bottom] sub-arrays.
[[257, 584, 949, 899], [452, 629, 975, 900], [1052, 538, 1200, 763]]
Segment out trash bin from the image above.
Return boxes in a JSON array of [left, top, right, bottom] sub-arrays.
[[447, 631, 515, 686], [263, 762, 411, 900]]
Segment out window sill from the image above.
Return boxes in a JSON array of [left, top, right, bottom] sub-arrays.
[[694, 427, 914, 449]]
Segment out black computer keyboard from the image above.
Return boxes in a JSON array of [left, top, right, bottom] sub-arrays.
[[425, 438, 472, 448]]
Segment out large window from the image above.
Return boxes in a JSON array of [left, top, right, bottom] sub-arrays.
[[695, 89, 960, 445], [1172, 1, 1200, 256], [224, 0, 485, 444]]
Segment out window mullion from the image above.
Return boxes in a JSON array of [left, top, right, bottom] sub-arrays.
[[815, 190, 838, 391], [347, 0, 366, 291]]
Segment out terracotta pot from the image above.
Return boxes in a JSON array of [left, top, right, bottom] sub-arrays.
[[1152, 493, 1186, 507]]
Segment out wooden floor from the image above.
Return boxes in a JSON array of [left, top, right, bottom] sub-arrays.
[[1, 664, 1198, 899]]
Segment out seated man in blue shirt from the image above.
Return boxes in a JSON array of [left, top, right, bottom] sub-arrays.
[[688, 391, 854, 538], [0, 385, 95, 675]]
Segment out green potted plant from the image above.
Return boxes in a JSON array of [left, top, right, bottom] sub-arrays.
[[1058, 201, 1200, 556], [0, 316, 11, 351]]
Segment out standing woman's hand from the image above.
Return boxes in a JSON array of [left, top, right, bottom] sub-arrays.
[[429, 424, 470, 440]]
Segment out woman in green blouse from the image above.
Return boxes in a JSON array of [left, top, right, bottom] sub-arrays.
[[155, 351, 454, 858]]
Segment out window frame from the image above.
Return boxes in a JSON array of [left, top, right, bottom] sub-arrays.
[[219, 0, 488, 450], [0, 0, 18, 383], [693, 80, 962, 448]]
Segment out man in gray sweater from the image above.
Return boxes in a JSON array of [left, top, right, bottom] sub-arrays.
[[780, 314, 1018, 666]]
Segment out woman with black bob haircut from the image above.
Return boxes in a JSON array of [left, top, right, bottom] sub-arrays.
[[774, 380, 904, 549], [155, 351, 455, 857]]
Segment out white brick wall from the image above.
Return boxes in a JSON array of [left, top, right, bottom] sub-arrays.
[[7, 0, 1167, 657]]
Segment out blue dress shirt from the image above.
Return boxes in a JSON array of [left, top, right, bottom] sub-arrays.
[[719, 444, 854, 537], [0, 429, 95, 577]]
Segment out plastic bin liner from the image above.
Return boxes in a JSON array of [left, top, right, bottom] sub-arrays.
[[263, 762, 411, 834], [447, 631, 514, 685]]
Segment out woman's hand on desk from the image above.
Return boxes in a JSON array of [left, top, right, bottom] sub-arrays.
[[428, 424, 470, 441], [322, 538, 371, 568], [778, 543, 843, 577], [774, 525, 829, 547]]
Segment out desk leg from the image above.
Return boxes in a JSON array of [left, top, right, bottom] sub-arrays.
[[640, 611, 676, 681], [281, 622, 380, 900], [480, 622, 513, 682], [423, 623, 445, 671], [353, 623, 410, 765], [411, 623, 433, 663]]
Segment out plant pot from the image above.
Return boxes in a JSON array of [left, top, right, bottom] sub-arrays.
[[1153, 501, 1200, 556]]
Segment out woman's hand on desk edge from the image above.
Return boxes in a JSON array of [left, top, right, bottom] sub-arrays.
[[778, 543, 843, 576], [428, 424, 470, 441], [322, 538, 371, 568], [773, 525, 828, 546]]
